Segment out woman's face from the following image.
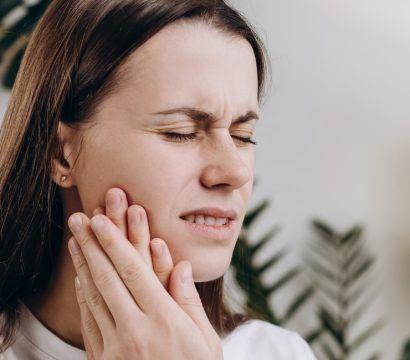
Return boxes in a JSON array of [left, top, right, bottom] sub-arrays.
[[69, 21, 259, 282]]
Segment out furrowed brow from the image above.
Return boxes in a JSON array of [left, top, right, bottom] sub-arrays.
[[153, 107, 259, 125]]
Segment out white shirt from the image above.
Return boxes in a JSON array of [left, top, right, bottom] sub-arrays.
[[0, 303, 317, 359]]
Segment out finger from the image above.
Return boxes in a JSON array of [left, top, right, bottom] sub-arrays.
[[93, 207, 104, 216], [169, 261, 220, 345], [128, 205, 153, 269], [150, 238, 174, 289], [68, 235, 116, 340], [105, 188, 128, 236], [88, 214, 173, 315], [82, 324, 96, 360], [68, 214, 142, 327], [74, 275, 102, 359]]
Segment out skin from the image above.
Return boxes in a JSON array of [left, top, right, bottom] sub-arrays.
[[26, 19, 260, 353], [67, 191, 223, 358]]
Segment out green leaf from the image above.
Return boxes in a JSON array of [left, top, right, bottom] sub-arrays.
[[348, 282, 368, 305], [306, 258, 336, 283], [312, 279, 339, 304], [345, 257, 374, 287], [348, 319, 384, 353], [321, 341, 339, 360], [265, 268, 300, 295], [250, 225, 281, 256], [319, 307, 344, 346], [307, 220, 383, 356], [280, 286, 314, 323], [1, 0, 52, 88], [0, 0, 21, 23], [346, 304, 368, 328], [306, 241, 334, 266], [366, 353, 381, 360], [341, 225, 363, 245], [254, 249, 287, 277], [400, 339, 410, 360], [312, 218, 335, 237], [342, 243, 364, 271], [311, 218, 340, 249], [305, 327, 323, 344], [243, 199, 270, 228]]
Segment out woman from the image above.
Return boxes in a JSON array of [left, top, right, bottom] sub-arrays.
[[0, 0, 316, 358]]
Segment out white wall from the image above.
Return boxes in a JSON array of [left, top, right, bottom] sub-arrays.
[[1, 0, 409, 358]]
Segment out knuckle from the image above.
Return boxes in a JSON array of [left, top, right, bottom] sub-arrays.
[[82, 315, 97, 335], [72, 252, 86, 269], [152, 256, 170, 273], [87, 289, 103, 308], [94, 269, 117, 287], [78, 230, 95, 247], [119, 262, 142, 283], [76, 289, 87, 306], [111, 217, 122, 228], [178, 295, 203, 308]]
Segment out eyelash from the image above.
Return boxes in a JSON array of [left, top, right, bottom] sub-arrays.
[[163, 132, 257, 145]]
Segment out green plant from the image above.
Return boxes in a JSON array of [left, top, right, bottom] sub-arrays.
[[400, 339, 410, 360], [0, 0, 52, 89], [229, 184, 320, 344], [307, 219, 384, 359]]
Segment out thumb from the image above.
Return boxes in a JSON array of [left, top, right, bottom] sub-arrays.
[[169, 261, 219, 342]]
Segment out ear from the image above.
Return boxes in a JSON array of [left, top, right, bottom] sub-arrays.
[[51, 121, 80, 188]]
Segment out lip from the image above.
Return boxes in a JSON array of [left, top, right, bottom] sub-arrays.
[[179, 217, 237, 241], [179, 207, 238, 220]]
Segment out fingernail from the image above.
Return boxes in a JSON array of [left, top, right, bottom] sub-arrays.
[[108, 191, 121, 207], [151, 240, 163, 257], [91, 216, 105, 230], [180, 263, 192, 284], [69, 214, 82, 232], [131, 207, 142, 223]]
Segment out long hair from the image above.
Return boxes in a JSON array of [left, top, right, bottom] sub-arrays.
[[0, 0, 271, 352]]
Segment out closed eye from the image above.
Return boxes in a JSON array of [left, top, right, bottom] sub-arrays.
[[163, 132, 257, 145]]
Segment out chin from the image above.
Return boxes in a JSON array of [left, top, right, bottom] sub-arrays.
[[191, 255, 232, 282]]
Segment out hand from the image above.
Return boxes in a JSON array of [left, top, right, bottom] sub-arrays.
[[91, 188, 174, 290], [67, 189, 223, 360]]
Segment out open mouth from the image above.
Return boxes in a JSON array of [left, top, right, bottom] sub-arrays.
[[179, 215, 236, 241], [179, 214, 232, 227]]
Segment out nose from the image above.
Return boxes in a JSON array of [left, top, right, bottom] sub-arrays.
[[199, 139, 252, 191]]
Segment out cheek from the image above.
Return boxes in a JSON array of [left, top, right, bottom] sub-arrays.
[[74, 134, 190, 223]]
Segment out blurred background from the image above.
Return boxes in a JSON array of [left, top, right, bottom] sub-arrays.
[[0, 0, 409, 359]]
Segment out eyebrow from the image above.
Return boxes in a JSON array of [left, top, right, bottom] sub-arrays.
[[153, 107, 259, 125]]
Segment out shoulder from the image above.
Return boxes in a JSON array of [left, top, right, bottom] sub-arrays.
[[221, 319, 317, 360]]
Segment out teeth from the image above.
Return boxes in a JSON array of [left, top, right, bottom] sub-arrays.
[[205, 216, 215, 225], [215, 218, 228, 226], [186, 214, 196, 222], [184, 214, 229, 226], [195, 214, 205, 224]]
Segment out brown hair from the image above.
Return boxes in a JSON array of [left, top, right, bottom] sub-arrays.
[[0, 0, 271, 352]]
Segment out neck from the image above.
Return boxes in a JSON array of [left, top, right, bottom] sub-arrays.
[[24, 188, 85, 350], [24, 235, 85, 350]]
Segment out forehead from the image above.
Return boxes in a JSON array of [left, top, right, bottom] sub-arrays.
[[114, 20, 259, 116]]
